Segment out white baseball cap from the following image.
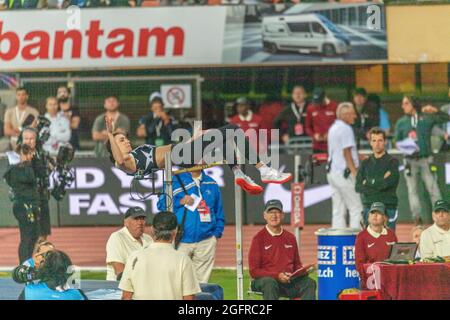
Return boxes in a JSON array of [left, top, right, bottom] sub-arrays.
[[149, 92, 162, 103]]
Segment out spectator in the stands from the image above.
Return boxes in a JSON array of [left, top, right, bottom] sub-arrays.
[[440, 87, 450, 148], [0, 0, 8, 9], [273, 85, 309, 145], [249, 200, 316, 300], [419, 200, 450, 258], [352, 88, 380, 146], [92, 95, 130, 158], [19, 250, 87, 300], [43, 97, 71, 156], [119, 211, 201, 300], [355, 202, 398, 288], [106, 207, 153, 281], [305, 87, 337, 153], [367, 93, 391, 136], [136, 93, 176, 147], [3, 87, 39, 151], [8, 0, 38, 8], [229, 97, 265, 151], [57, 86, 81, 150]]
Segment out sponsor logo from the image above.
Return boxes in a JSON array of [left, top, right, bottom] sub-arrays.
[[264, 245, 272, 250], [343, 246, 355, 265], [318, 246, 336, 265], [284, 244, 293, 249], [368, 243, 375, 248]]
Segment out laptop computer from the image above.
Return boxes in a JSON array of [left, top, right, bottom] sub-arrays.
[[384, 242, 418, 263]]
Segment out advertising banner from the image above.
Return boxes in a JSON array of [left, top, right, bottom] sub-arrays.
[[0, 3, 387, 71], [0, 153, 447, 227]]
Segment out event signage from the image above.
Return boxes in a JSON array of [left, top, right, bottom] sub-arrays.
[[0, 3, 388, 71], [290, 182, 305, 229]]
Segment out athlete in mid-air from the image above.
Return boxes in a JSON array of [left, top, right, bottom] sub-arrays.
[[105, 116, 292, 195]]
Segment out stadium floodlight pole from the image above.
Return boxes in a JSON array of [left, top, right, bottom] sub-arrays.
[[235, 182, 244, 300], [164, 152, 173, 212]]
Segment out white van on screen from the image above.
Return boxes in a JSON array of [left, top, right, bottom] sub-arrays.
[[262, 13, 351, 56]]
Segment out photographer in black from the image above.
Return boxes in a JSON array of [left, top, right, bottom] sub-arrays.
[[3, 143, 40, 263], [19, 125, 54, 242], [16, 250, 87, 300]]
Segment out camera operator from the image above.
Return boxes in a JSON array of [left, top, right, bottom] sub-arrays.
[[17, 250, 87, 300], [18, 127, 53, 242], [3, 143, 40, 264]]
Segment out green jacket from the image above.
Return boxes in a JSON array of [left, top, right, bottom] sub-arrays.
[[355, 153, 400, 208], [395, 111, 450, 157], [3, 162, 39, 201]]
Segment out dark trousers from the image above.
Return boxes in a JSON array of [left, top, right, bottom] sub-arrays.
[[178, 124, 261, 169], [13, 201, 39, 264], [251, 275, 316, 300], [38, 198, 51, 237]]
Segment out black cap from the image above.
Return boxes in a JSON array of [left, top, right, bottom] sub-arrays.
[[153, 211, 178, 232], [236, 97, 249, 105], [124, 207, 147, 220], [312, 87, 325, 104], [264, 199, 283, 213], [369, 202, 386, 215], [354, 87, 367, 97], [433, 200, 449, 212]]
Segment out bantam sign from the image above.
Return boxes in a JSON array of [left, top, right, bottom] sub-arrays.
[[0, 7, 227, 70]]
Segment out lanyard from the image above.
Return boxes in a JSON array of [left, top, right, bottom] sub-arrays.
[[291, 102, 303, 122], [155, 120, 163, 137], [410, 114, 418, 129], [15, 106, 27, 126]]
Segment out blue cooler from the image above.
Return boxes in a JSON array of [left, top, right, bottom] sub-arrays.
[[315, 228, 360, 300]]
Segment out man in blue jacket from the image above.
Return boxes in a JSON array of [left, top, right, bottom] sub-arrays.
[[158, 169, 225, 283]]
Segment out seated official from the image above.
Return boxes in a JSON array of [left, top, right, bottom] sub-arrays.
[[355, 202, 398, 288], [248, 200, 316, 300], [119, 211, 201, 300], [419, 200, 450, 258], [106, 207, 153, 281], [19, 250, 87, 300]]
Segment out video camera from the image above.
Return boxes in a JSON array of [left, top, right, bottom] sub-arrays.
[[51, 144, 75, 201], [12, 265, 37, 284]]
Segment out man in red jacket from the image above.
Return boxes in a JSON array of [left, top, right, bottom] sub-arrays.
[[248, 200, 316, 300], [229, 97, 265, 152], [305, 87, 337, 153], [355, 202, 398, 289]]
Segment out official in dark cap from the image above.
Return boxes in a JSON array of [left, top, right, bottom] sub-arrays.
[[419, 200, 450, 258], [305, 87, 338, 153], [119, 211, 201, 300], [355, 202, 398, 288], [248, 200, 316, 300], [105, 207, 153, 281]]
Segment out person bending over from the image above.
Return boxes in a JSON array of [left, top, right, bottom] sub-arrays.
[[105, 116, 292, 195], [19, 250, 87, 300]]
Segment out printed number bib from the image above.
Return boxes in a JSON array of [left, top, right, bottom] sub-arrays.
[[294, 123, 304, 136], [198, 200, 212, 223]]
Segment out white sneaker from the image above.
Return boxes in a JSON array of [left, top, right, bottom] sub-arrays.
[[234, 171, 263, 195], [261, 167, 292, 184]]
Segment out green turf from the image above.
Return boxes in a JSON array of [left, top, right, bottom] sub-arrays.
[[0, 269, 318, 300]]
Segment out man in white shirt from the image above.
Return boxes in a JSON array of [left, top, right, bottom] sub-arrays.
[[327, 102, 363, 229], [105, 207, 153, 281], [119, 211, 201, 300], [419, 200, 450, 258], [43, 97, 71, 156]]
